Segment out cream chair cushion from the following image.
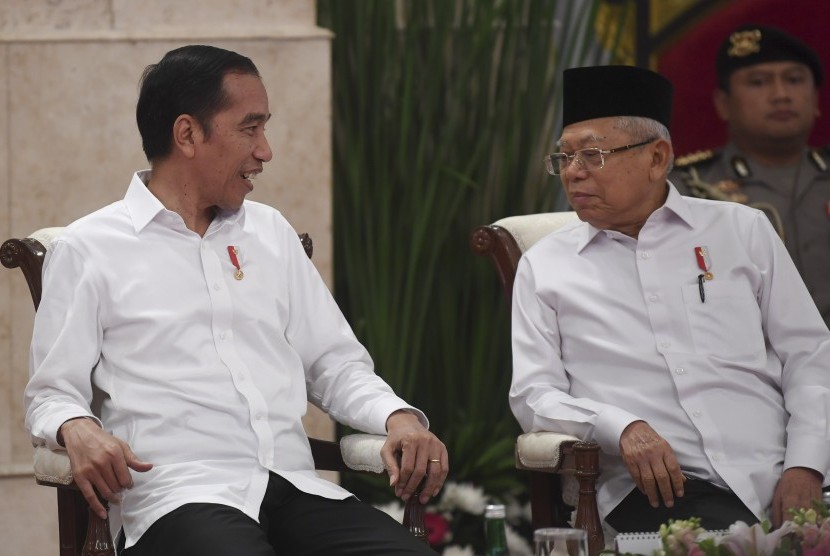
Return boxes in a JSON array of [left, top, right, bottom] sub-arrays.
[[494, 212, 579, 252], [340, 433, 388, 474], [33, 445, 73, 485], [516, 432, 582, 506]]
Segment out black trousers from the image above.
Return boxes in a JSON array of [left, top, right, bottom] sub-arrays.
[[118, 473, 436, 556], [605, 478, 759, 533]]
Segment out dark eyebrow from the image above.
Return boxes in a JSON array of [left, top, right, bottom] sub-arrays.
[[240, 112, 271, 126]]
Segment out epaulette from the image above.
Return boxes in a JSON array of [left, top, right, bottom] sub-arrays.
[[809, 146, 829, 172], [674, 149, 719, 169]]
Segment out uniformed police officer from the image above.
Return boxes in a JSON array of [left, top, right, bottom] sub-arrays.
[[670, 24, 830, 330]]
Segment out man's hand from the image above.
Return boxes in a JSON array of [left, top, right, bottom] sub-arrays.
[[381, 410, 448, 504], [59, 418, 153, 520], [771, 467, 823, 527], [619, 420, 685, 508]]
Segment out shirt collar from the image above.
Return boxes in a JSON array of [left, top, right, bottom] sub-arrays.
[[124, 170, 246, 234], [125, 170, 165, 233], [662, 181, 695, 227], [574, 182, 693, 253]]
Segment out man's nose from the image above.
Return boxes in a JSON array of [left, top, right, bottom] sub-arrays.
[[255, 134, 273, 162], [562, 154, 586, 178], [771, 76, 792, 99]]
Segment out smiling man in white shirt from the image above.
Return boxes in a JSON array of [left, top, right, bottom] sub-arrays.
[[509, 64, 830, 533], [24, 45, 446, 556]]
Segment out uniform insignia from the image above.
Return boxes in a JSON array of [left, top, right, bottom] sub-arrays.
[[809, 148, 828, 172], [712, 180, 748, 204], [728, 30, 762, 57], [730, 156, 751, 178], [675, 150, 714, 168]]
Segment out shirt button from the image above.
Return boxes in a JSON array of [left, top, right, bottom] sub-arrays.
[[219, 332, 226, 340], [640, 252, 650, 259], [660, 340, 671, 348], [711, 454, 720, 462], [213, 283, 221, 291], [692, 410, 702, 417], [649, 294, 659, 302], [675, 367, 685, 375], [256, 413, 264, 420]]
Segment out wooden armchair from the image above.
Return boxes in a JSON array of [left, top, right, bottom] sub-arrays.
[[2, 228, 426, 556], [469, 212, 604, 556]]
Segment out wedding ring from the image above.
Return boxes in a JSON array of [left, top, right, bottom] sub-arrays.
[[428, 459, 441, 463]]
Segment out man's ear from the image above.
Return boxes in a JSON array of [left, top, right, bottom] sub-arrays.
[[713, 89, 730, 122], [649, 139, 672, 180], [172, 115, 202, 159]]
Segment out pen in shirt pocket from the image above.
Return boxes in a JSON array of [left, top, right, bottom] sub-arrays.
[[694, 246, 713, 303]]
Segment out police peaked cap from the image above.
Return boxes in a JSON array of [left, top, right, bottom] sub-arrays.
[[562, 65, 673, 129], [716, 24, 823, 88]]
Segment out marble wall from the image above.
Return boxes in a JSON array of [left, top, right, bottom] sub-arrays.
[[0, 1, 333, 552]]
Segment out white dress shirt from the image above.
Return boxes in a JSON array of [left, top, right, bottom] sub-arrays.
[[25, 171, 425, 548], [510, 184, 830, 523]]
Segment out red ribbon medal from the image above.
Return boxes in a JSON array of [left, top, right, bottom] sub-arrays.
[[227, 246, 244, 280], [694, 246, 713, 281]]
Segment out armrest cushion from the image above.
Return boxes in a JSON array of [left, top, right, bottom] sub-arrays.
[[29, 227, 66, 249], [494, 212, 578, 252], [516, 431, 581, 470], [33, 445, 73, 486], [339, 434, 387, 474]]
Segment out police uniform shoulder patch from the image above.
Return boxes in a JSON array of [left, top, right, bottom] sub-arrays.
[[675, 149, 718, 169]]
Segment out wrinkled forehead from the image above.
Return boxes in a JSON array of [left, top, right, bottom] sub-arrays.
[[557, 117, 621, 149]]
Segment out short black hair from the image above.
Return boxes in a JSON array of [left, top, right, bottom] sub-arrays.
[[136, 45, 260, 163]]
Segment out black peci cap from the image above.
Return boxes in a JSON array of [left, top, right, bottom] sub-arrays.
[[716, 24, 823, 89], [562, 65, 674, 129]]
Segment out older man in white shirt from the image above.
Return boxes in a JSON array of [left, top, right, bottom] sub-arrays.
[[510, 64, 830, 533]]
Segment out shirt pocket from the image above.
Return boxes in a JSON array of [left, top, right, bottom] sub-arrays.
[[682, 280, 765, 356]]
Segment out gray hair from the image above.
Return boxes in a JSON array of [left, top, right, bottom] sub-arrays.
[[613, 116, 674, 173]]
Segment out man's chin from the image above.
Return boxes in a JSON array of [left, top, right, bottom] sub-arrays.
[[215, 199, 246, 214]]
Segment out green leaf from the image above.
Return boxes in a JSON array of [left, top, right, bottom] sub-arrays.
[[318, 0, 627, 507]]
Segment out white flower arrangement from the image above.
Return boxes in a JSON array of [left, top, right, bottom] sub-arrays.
[[374, 481, 535, 555]]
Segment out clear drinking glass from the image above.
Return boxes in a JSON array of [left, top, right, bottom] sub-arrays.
[[533, 528, 588, 556]]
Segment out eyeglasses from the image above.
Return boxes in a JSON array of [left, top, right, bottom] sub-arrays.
[[544, 138, 657, 175]]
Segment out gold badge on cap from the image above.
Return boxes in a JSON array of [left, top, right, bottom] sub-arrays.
[[728, 30, 762, 58]]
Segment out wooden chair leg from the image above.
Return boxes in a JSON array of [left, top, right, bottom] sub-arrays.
[[528, 471, 569, 530], [57, 489, 86, 556], [402, 490, 428, 544], [55, 488, 115, 556], [81, 500, 115, 556], [573, 444, 603, 556]]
